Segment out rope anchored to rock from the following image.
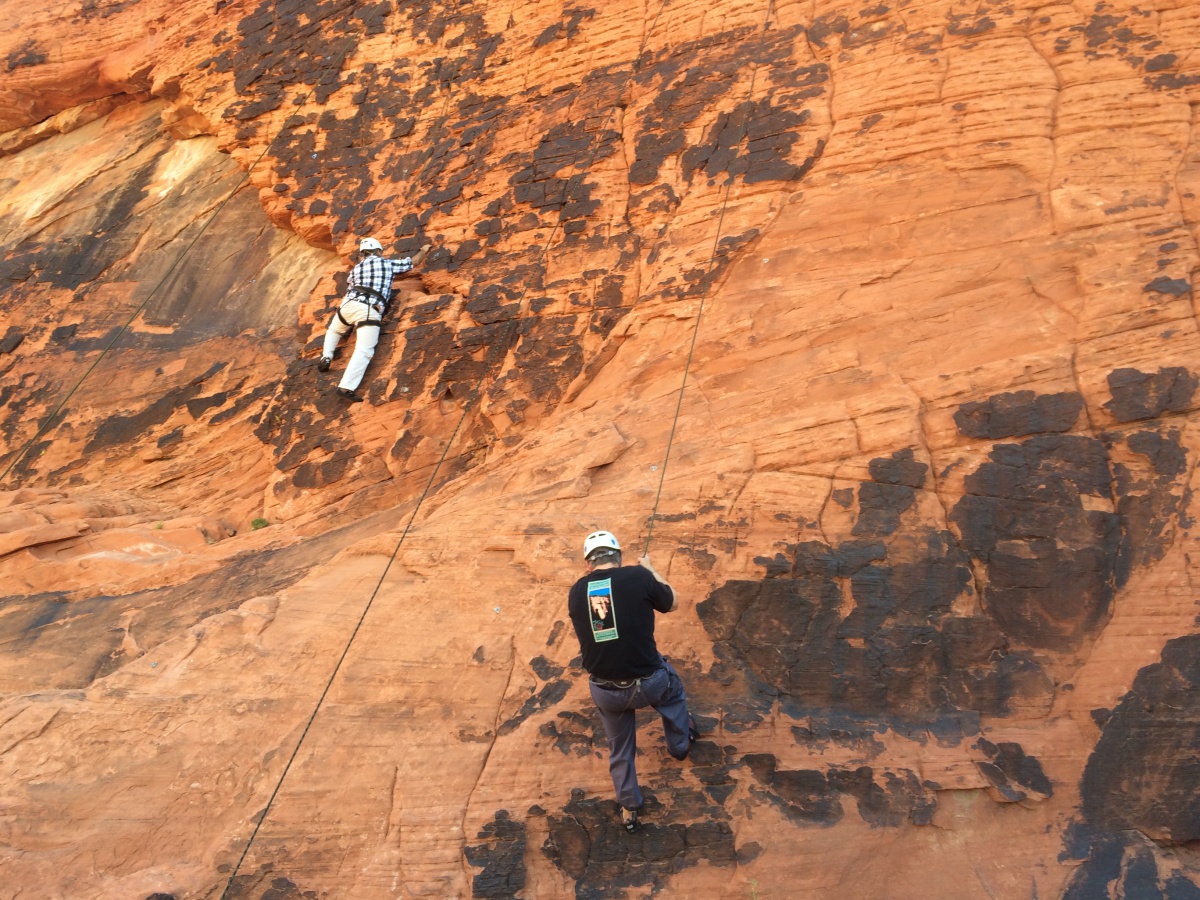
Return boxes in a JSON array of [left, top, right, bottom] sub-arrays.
[[219, 1, 674, 891]]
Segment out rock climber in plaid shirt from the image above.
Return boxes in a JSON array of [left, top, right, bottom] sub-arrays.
[[319, 236, 431, 402]]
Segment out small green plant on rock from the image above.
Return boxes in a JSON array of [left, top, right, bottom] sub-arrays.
[[251, 517, 269, 530]]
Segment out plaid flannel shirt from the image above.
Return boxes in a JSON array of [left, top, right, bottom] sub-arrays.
[[346, 255, 414, 308]]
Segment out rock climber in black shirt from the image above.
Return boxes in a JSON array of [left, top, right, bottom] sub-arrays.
[[567, 529, 698, 832]]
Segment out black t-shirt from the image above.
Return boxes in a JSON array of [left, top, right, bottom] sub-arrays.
[[568, 564, 674, 679]]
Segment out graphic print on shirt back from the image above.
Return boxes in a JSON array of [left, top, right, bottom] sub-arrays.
[[587, 578, 618, 642]]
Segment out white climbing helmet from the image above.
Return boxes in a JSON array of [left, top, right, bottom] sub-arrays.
[[359, 237, 383, 253], [583, 530, 621, 561]]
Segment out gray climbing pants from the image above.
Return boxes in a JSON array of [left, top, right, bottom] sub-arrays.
[[589, 659, 691, 811]]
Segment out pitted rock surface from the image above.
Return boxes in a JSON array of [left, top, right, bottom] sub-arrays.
[[3, 0, 1200, 897]]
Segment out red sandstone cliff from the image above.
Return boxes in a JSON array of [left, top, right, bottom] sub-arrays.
[[2, 0, 1200, 897]]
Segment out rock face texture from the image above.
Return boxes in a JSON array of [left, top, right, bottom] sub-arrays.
[[2, 0, 1200, 897]]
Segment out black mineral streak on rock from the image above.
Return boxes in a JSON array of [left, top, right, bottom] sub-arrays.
[[791, 717, 886, 757], [1105, 367, 1198, 422], [543, 789, 735, 898], [49, 324, 78, 344], [233, 18, 828, 498], [1065, 633, 1200, 894], [156, 426, 184, 449], [541, 709, 604, 757], [498, 679, 571, 736], [10, 137, 166, 292], [0, 326, 24, 353], [1125, 430, 1188, 479], [1111, 427, 1189, 585], [255, 349, 371, 487], [1144, 275, 1191, 296], [682, 94, 819, 185], [743, 754, 843, 825], [699, 395, 1193, 739], [385, 318, 456, 402], [1062, 830, 1200, 899], [1, 520, 372, 691], [857, 113, 884, 134], [950, 434, 1120, 650], [947, 11, 996, 36], [743, 753, 935, 827], [464, 810, 527, 899], [531, 7, 595, 48], [220, 866, 319, 899], [700, 443, 1054, 728], [84, 362, 228, 454], [1068, 7, 1197, 96], [675, 545, 717, 571], [852, 448, 926, 536], [531, 655, 565, 681], [735, 841, 762, 865], [211, 0, 357, 119], [828, 765, 936, 826], [506, 314, 586, 404], [1060, 832, 1129, 900], [1081, 636, 1200, 842], [0, 365, 60, 477], [700, 654, 777, 733], [6, 39, 47, 71], [1165, 873, 1200, 899], [1148, 72, 1200, 91], [954, 390, 1083, 439], [974, 739, 1052, 802], [1083, 11, 1150, 49]]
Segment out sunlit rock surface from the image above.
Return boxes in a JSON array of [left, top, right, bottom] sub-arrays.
[[2, 0, 1200, 897]]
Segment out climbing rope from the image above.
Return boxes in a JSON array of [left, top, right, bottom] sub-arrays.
[[217, 381, 477, 898], [642, 1, 779, 556], [219, 2, 673, 892]]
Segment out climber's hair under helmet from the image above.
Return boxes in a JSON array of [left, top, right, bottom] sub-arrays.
[[583, 530, 621, 566]]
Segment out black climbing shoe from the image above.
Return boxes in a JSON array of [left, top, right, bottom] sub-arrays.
[[621, 806, 639, 833], [317, 356, 332, 372], [671, 715, 700, 761], [336, 387, 363, 402]]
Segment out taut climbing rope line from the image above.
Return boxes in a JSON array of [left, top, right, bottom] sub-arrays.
[[219, 1, 674, 892], [642, 0, 780, 556], [0, 13, 360, 487], [219, 23, 517, 900]]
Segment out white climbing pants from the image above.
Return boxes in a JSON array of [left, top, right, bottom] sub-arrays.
[[323, 297, 382, 392]]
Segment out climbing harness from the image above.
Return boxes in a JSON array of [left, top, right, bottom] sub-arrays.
[[347, 284, 388, 308], [0, 17, 358, 485], [221, 1, 676, 890], [334, 298, 383, 329], [215, 41, 446, 900]]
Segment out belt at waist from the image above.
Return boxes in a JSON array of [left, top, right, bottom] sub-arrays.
[[590, 675, 643, 690]]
